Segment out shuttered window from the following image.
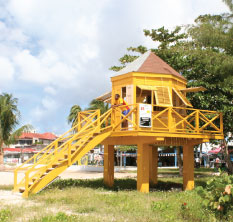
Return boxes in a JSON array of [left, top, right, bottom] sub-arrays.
[[154, 86, 172, 106], [173, 87, 193, 107]]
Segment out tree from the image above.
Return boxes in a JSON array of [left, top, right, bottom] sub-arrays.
[[67, 105, 82, 127], [88, 99, 109, 115], [0, 93, 31, 165], [222, 0, 233, 12], [110, 2, 233, 172]]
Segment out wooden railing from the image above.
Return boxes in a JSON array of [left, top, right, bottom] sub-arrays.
[[112, 104, 223, 135]]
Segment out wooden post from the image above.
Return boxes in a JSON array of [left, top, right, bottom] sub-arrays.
[[195, 110, 200, 133], [68, 143, 71, 166], [220, 112, 223, 133], [183, 144, 194, 190], [24, 171, 29, 198], [103, 143, 114, 187], [149, 145, 158, 186], [137, 142, 150, 193]]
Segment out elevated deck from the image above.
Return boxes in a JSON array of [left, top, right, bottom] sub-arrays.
[[101, 104, 224, 145]]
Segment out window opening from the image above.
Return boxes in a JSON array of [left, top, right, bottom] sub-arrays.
[[172, 87, 193, 107], [154, 86, 172, 106]]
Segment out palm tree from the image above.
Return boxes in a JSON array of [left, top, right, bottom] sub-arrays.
[[0, 93, 31, 165], [67, 100, 109, 129], [67, 105, 82, 127], [88, 99, 110, 115]]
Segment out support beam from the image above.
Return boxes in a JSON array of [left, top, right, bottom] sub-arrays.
[[183, 144, 194, 190], [149, 145, 158, 186], [103, 143, 114, 187], [137, 143, 150, 193]]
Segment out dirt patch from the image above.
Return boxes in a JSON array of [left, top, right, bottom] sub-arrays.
[[0, 190, 26, 205], [59, 171, 136, 180]]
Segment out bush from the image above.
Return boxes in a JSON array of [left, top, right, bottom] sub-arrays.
[[0, 209, 12, 222], [196, 172, 233, 220]]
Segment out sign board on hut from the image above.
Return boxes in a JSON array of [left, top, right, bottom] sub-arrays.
[[139, 104, 152, 127]]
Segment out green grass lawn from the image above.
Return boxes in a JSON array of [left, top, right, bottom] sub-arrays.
[[0, 169, 223, 222], [1, 168, 230, 222]]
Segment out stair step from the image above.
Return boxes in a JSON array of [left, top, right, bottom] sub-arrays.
[[46, 168, 54, 173], [32, 177, 42, 182], [52, 163, 60, 168], [40, 173, 48, 178], [29, 182, 34, 186], [58, 158, 65, 162], [19, 187, 25, 193]]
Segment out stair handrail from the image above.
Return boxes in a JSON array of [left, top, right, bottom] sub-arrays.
[[14, 110, 102, 190], [28, 108, 113, 169], [68, 108, 113, 159], [19, 108, 110, 173], [14, 110, 100, 171]]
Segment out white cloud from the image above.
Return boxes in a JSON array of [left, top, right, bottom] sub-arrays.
[[0, 57, 14, 86], [44, 86, 57, 96], [13, 49, 78, 88]]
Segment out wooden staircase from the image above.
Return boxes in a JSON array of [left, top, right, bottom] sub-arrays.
[[13, 109, 113, 197]]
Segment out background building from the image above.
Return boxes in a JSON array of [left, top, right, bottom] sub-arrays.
[[4, 132, 57, 164]]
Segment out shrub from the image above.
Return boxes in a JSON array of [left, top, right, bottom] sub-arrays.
[[0, 209, 12, 222], [196, 172, 233, 220]]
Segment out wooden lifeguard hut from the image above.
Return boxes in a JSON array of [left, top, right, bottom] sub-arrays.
[[14, 51, 223, 197], [97, 50, 224, 192]]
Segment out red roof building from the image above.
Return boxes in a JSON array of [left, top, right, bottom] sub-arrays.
[[19, 132, 57, 140]]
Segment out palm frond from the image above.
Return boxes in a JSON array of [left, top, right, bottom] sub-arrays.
[[5, 124, 33, 145]]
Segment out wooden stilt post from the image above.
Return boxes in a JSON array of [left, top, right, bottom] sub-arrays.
[[149, 145, 158, 186], [103, 143, 114, 187], [183, 144, 194, 190], [137, 142, 150, 193]]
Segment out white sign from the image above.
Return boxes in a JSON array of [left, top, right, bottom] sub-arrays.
[[139, 104, 152, 127]]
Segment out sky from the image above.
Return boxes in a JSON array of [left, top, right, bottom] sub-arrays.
[[0, 0, 229, 135]]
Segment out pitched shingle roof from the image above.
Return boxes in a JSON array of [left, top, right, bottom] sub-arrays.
[[113, 51, 185, 80]]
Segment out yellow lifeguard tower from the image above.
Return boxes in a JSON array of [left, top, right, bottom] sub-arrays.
[[13, 51, 224, 197]]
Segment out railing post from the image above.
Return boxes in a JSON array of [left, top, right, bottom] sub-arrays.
[[24, 171, 29, 198], [168, 107, 172, 132], [137, 103, 140, 130], [111, 108, 115, 129], [78, 112, 81, 132], [220, 112, 223, 133], [54, 141, 58, 155], [14, 170, 17, 191], [68, 143, 71, 166], [195, 110, 200, 133], [97, 109, 101, 133]]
